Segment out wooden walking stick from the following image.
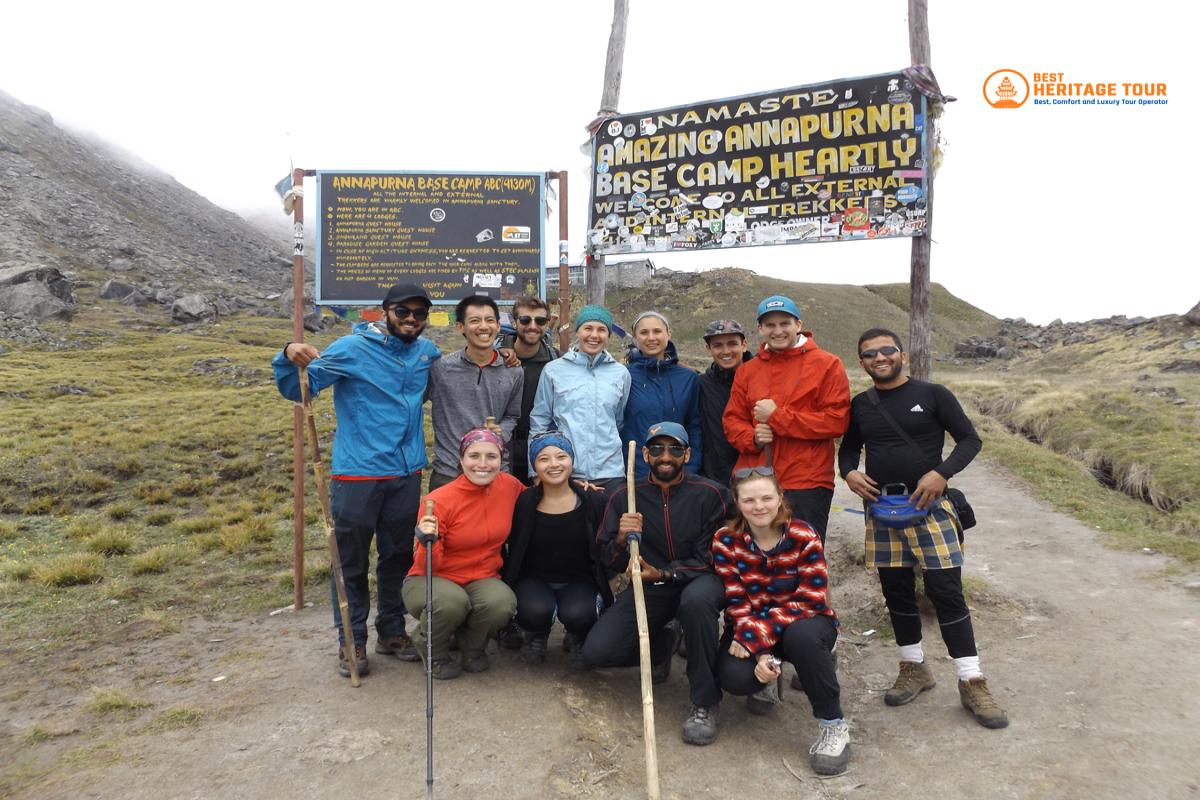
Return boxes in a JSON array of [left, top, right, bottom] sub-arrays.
[[297, 366, 361, 687], [626, 441, 662, 800], [420, 498, 437, 799]]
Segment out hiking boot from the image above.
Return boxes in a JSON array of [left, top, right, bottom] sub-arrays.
[[746, 679, 782, 716], [885, 660, 936, 706], [462, 649, 491, 674], [809, 720, 851, 776], [520, 631, 548, 665], [566, 640, 587, 670], [337, 644, 370, 678], [497, 621, 524, 650], [958, 677, 1009, 729], [562, 630, 579, 653], [419, 649, 460, 680], [681, 704, 719, 745], [375, 632, 420, 662], [651, 622, 681, 685]]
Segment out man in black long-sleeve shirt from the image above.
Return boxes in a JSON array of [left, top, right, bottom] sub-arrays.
[[838, 328, 1008, 729]]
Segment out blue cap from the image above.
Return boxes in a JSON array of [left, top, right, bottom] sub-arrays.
[[645, 421, 689, 446], [756, 295, 801, 321]]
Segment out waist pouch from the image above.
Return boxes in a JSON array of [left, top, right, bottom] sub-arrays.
[[868, 493, 931, 528]]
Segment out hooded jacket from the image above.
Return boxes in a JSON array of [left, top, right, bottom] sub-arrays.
[[503, 481, 613, 606], [621, 342, 703, 480], [698, 350, 754, 486], [272, 322, 440, 477], [529, 348, 631, 480], [723, 335, 850, 491]]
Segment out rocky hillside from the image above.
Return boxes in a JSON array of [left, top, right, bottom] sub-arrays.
[[0, 89, 299, 333]]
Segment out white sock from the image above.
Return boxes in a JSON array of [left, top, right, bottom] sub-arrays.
[[954, 655, 982, 681], [898, 642, 924, 663]]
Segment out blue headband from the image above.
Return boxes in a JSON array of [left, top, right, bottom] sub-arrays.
[[528, 432, 574, 463]]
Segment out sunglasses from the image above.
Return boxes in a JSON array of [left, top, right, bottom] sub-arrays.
[[646, 443, 687, 457], [859, 345, 901, 360], [733, 466, 775, 479], [517, 315, 550, 326], [388, 306, 430, 321]]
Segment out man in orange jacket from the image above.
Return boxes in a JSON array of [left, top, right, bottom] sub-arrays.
[[722, 295, 850, 544]]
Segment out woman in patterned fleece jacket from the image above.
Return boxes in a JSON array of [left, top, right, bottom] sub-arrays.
[[711, 469, 850, 776]]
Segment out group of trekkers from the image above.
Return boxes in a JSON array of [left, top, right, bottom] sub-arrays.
[[272, 282, 1008, 779]]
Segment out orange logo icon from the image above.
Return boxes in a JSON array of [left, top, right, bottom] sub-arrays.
[[983, 69, 1030, 108]]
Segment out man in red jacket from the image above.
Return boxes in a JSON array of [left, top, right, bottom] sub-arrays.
[[722, 295, 850, 544]]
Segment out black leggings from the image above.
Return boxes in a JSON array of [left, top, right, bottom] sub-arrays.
[[718, 616, 843, 721], [514, 578, 600, 637], [878, 566, 977, 658]]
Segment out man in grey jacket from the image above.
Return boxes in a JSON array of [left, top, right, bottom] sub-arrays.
[[427, 294, 523, 491]]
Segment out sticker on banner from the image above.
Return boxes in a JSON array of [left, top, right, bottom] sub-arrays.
[[502, 226, 531, 243], [896, 185, 923, 203], [596, 161, 610, 174], [624, 123, 636, 137], [476, 229, 494, 243], [605, 213, 621, 229], [430, 208, 446, 222], [640, 118, 657, 135], [473, 273, 502, 288], [608, 120, 623, 136], [631, 191, 647, 208], [702, 195, 724, 210]]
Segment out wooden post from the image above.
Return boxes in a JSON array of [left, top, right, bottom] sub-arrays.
[[553, 171, 571, 353], [908, 0, 934, 381], [589, 0, 629, 308], [290, 167, 306, 610]]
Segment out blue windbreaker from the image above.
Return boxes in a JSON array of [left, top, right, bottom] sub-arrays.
[[529, 347, 631, 480], [621, 341, 703, 479], [272, 322, 440, 477]]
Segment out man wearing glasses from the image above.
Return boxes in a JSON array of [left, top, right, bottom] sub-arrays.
[[583, 422, 730, 746], [838, 328, 1007, 729], [273, 282, 441, 676], [496, 295, 560, 484]]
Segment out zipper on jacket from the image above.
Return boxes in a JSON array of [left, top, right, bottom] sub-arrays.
[[660, 484, 677, 560]]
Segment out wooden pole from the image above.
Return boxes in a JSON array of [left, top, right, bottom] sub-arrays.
[[290, 167, 306, 610], [908, 0, 934, 381], [626, 441, 661, 800], [589, 0, 630, 308], [553, 170, 571, 353]]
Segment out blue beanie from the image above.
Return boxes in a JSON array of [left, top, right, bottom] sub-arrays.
[[575, 305, 613, 331], [528, 432, 575, 463]]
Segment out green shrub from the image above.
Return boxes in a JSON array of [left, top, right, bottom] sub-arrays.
[[34, 553, 105, 587]]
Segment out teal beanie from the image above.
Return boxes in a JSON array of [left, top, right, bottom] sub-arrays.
[[575, 305, 613, 331]]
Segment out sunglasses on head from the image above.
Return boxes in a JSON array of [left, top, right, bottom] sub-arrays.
[[733, 466, 775, 480], [646, 443, 687, 457], [859, 345, 901, 360], [517, 315, 550, 326], [388, 305, 430, 321]]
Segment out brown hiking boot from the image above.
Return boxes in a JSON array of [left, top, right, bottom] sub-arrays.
[[884, 660, 935, 706], [375, 632, 420, 662], [958, 677, 1009, 728], [337, 644, 370, 678]]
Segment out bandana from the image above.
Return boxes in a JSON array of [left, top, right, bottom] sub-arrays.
[[528, 432, 575, 463], [458, 427, 505, 456]]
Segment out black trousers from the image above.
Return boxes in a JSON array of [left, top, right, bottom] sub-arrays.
[[581, 572, 725, 708], [329, 475, 421, 644], [717, 615, 843, 720], [783, 487, 834, 544], [878, 566, 977, 658], [514, 578, 601, 637]]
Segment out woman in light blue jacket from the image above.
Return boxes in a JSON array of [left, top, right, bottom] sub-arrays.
[[529, 305, 631, 487]]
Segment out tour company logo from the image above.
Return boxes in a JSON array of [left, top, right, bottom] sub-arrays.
[[984, 68, 1169, 108]]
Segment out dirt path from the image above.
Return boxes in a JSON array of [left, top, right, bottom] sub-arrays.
[[4, 457, 1199, 800]]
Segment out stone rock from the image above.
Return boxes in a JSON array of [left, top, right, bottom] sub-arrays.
[[1183, 340, 1200, 352], [171, 293, 216, 323], [303, 309, 326, 332], [108, 258, 134, 272], [99, 279, 138, 300], [1185, 301, 1200, 326], [0, 264, 75, 302], [0, 280, 72, 320], [1160, 360, 1200, 374], [119, 291, 149, 307], [154, 289, 177, 305], [955, 336, 1000, 359]]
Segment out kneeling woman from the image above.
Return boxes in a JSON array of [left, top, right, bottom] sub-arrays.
[[711, 469, 849, 776], [403, 428, 523, 680], [503, 433, 612, 666]]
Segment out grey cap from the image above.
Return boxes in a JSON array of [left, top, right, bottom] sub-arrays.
[[703, 319, 746, 340]]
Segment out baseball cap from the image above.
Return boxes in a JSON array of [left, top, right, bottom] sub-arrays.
[[703, 319, 746, 340], [645, 421, 689, 447], [756, 295, 801, 321], [382, 283, 432, 308]]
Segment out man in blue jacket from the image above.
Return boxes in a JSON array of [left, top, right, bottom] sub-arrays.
[[273, 282, 440, 677]]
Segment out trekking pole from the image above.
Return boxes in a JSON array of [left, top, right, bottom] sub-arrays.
[[420, 498, 437, 799], [298, 367, 361, 687], [626, 441, 662, 800], [764, 442, 774, 468]]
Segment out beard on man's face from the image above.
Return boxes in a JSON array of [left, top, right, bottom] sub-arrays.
[[650, 459, 683, 483], [386, 317, 424, 342]]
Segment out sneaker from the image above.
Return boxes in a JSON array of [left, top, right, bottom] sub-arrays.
[[419, 649, 460, 680], [745, 679, 782, 716], [885, 660, 936, 706], [462, 649, 491, 674], [958, 677, 1009, 729], [520, 632, 548, 665], [497, 621, 524, 650], [337, 644, 370, 678], [809, 720, 850, 776], [375, 632, 420, 662], [651, 622, 681, 685], [681, 704, 720, 745]]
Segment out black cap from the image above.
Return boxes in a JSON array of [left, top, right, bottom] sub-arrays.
[[382, 283, 431, 308]]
